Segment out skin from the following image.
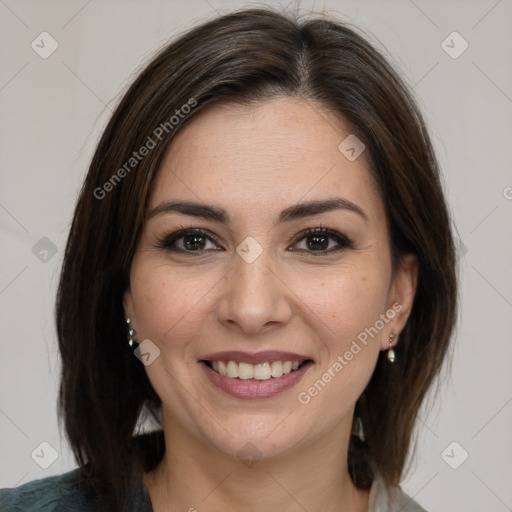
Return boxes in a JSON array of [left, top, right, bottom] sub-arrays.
[[123, 97, 417, 512]]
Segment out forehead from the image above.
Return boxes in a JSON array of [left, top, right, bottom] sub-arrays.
[[150, 97, 383, 223]]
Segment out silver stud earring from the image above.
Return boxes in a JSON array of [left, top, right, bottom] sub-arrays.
[[126, 317, 137, 347], [387, 333, 397, 363]]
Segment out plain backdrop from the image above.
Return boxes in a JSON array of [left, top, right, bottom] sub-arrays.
[[1, 1, 511, 511]]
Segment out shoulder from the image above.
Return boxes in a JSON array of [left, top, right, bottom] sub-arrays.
[[369, 476, 428, 512], [0, 468, 98, 512]]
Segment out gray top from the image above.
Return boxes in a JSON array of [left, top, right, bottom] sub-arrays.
[[369, 475, 427, 511], [0, 467, 427, 511]]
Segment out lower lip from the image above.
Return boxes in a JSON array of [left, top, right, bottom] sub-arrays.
[[199, 361, 313, 399]]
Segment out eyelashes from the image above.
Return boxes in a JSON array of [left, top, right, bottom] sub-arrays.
[[291, 226, 354, 254], [156, 227, 223, 253], [155, 225, 354, 256]]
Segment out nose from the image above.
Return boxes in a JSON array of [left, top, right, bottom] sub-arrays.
[[216, 245, 293, 335]]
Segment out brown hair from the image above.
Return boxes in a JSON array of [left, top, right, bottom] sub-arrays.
[[56, 7, 457, 511]]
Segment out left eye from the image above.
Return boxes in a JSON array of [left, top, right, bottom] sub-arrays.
[[156, 226, 353, 255], [291, 227, 353, 254]]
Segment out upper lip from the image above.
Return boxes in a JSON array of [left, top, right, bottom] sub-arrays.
[[199, 350, 312, 365]]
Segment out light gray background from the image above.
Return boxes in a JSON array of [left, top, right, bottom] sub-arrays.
[[1, 1, 511, 510]]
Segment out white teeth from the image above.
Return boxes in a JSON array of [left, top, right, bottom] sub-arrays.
[[270, 361, 283, 378], [226, 361, 238, 378], [238, 362, 254, 380], [209, 360, 305, 380], [218, 361, 227, 376], [254, 362, 271, 380]]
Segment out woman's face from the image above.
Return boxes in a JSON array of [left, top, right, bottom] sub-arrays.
[[124, 97, 416, 460]]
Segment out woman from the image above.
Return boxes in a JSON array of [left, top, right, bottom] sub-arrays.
[[0, 7, 457, 512]]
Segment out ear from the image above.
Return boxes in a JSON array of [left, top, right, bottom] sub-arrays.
[[380, 253, 418, 351]]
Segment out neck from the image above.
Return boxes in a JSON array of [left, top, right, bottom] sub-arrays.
[[143, 410, 370, 512]]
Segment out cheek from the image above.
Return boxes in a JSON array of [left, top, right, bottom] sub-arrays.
[[130, 264, 213, 349], [293, 268, 390, 413], [295, 265, 389, 357]]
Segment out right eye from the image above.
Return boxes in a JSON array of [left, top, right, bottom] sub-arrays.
[[156, 228, 224, 253]]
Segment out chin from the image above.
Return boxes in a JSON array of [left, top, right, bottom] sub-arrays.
[[195, 413, 310, 464]]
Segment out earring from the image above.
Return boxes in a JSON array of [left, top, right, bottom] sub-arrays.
[[126, 317, 138, 347], [387, 333, 397, 363], [352, 416, 365, 442]]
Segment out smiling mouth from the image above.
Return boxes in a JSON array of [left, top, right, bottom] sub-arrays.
[[202, 359, 311, 380]]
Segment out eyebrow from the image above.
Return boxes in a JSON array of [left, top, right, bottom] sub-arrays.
[[147, 197, 368, 224]]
